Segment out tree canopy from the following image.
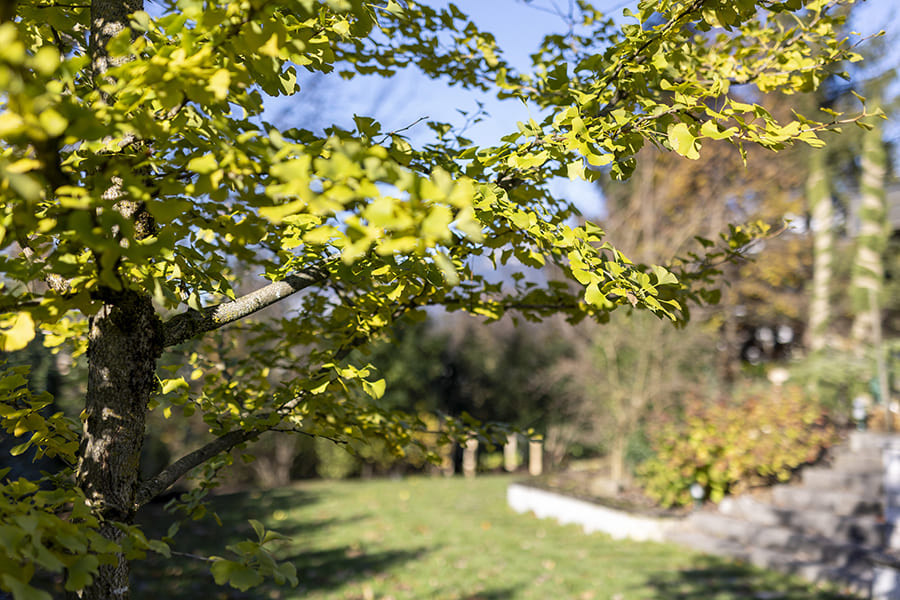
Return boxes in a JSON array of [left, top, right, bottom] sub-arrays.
[[0, 0, 874, 597]]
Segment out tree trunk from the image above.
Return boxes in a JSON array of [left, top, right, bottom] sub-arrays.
[[850, 120, 887, 344], [807, 149, 833, 353], [73, 292, 162, 599], [72, 2, 152, 596]]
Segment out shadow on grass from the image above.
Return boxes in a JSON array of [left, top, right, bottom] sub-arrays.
[[132, 546, 426, 599], [289, 546, 427, 590], [133, 487, 428, 598], [140, 487, 339, 542], [643, 555, 858, 600], [448, 587, 521, 600]]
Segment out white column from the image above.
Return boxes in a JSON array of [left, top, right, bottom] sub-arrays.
[[504, 434, 519, 472], [528, 439, 543, 476], [462, 437, 479, 478]]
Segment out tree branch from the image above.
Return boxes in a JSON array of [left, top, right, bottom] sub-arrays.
[[140, 295, 427, 505], [134, 428, 257, 507], [161, 263, 331, 347]]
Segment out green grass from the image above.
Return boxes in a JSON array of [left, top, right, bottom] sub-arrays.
[[133, 475, 855, 599]]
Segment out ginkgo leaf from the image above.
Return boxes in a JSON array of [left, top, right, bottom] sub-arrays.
[[667, 123, 700, 160], [0, 312, 35, 352]]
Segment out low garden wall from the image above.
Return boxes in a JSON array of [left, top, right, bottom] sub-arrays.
[[507, 482, 683, 543]]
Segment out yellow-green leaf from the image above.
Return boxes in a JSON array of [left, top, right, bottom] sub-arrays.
[[0, 312, 35, 352], [667, 123, 700, 160]]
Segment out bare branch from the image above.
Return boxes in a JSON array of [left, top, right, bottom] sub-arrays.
[[135, 428, 257, 507], [161, 263, 331, 347]]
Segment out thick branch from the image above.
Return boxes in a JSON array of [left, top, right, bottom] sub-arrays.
[[135, 428, 257, 506], [161, 263, 331, 347]]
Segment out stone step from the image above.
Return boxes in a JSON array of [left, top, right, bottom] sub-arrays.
[[849, 432, 900, 453], [789, 510, 887, 546], [687, 512, 877, 565], [832, 452, 885, 473], [802, 465, 884, 493], [664, 528, 750, 560], [720, 495, 887, 545], [688, 512, 820, 557], [719, 495, 789, 526], [667, 434, 900, 596], [666, 528, 874, 596], [772, 485, 882, 515], [748, 547, 874, 597]]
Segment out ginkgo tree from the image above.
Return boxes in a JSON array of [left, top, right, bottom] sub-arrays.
[[0, 0, 874, 597]]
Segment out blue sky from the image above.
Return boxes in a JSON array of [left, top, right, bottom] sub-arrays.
[[279, 0, 899, 216], [286, 0, 640, 215]]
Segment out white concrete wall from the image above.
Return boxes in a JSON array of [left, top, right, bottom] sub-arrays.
[[507, 483, 680, 543]]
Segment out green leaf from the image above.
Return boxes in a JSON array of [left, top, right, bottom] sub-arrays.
[[249, 519, 265, 542], [700, 120, 736, 140], [64, 555, 99, 592], [148, 199, 192, 224], [227, 565, 264, 591], [1, 575, 52, 600], [584, 283, 606, 306], [210, 559, 236, 586], [147, 539, 171, 558]]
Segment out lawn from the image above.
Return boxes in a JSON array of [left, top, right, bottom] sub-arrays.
[[133, 475, 854, 599]]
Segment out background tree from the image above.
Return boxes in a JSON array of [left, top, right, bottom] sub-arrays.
[[0, 0, 869, 598], [806, 148, 835, 353], [850, 117, 888, 344]]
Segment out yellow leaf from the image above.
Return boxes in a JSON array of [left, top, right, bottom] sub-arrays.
[[33, 46, 60, 75], [0, 312, 35, 352], [160, 377, 188, 394], [187, 154, 218, 174], [6, 158, 41, 173], [667, 122, 700, 160], [584, 283, 605, 306], [39, 109, 68, 137], [333, 19, 350, 37], [421, 205, 453, 241], [208, 69, 231, 101], [567, 161, 585, 180], [260, 33, 280, 57]]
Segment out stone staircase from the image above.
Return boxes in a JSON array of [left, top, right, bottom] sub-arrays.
[[665, 431, 900, 597]]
